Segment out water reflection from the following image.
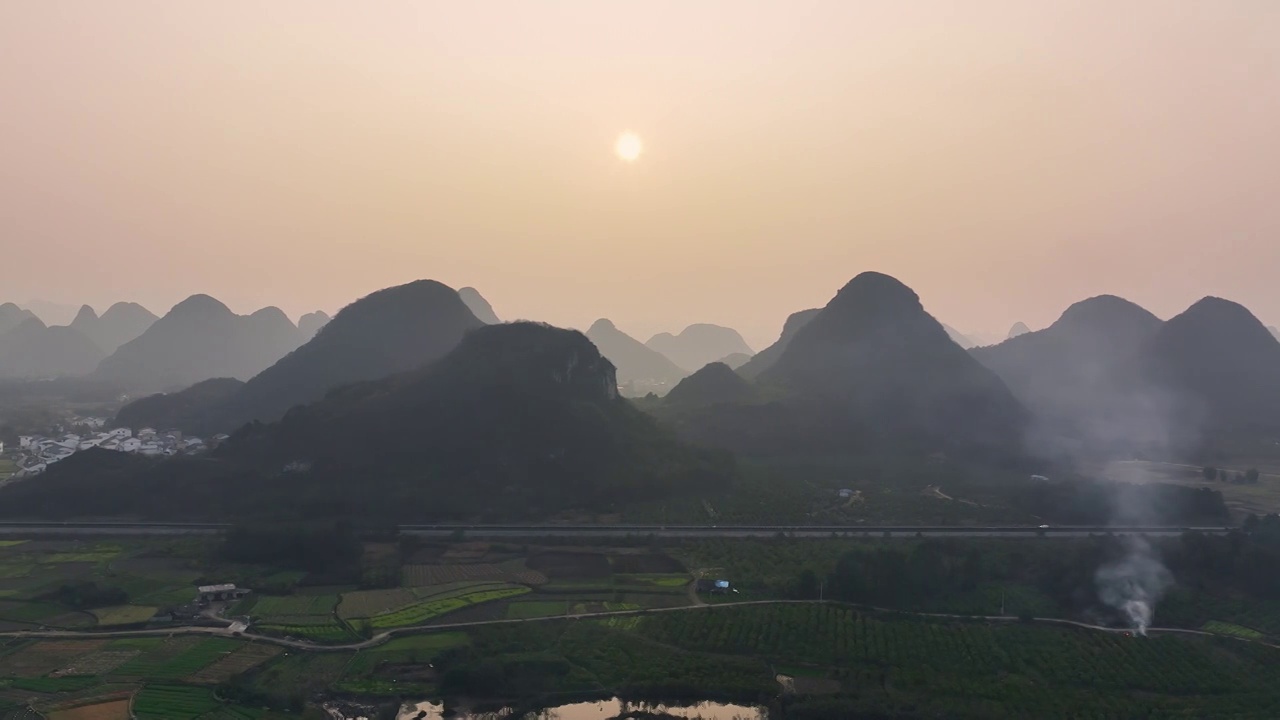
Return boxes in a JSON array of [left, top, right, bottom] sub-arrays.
[[395, 698, 765, 720]]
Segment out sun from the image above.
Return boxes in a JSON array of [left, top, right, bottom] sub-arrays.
[[615, 131, 643, 162]]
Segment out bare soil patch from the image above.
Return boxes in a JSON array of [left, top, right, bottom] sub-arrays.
[[47, 698, 132, 720]]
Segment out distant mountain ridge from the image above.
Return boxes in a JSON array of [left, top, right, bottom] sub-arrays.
[[0, 317, 104, 379], [1141, 297, 1280, 439], [971, 295, 1165, 453], [586, 319, 687, 395], [737, 308, 821, 380], [1008, 322, 1031, 339], [222, 321, 732, 518], [942, 324, 976, 349], [69, 302, 158, 354], [756, 272, 1027, 451], [715, 352, 753, 370], [974, 294, 1280, 455], [0, 304, 39, 336], [12, 322, 735, 521], [664, 362, 757, 408], [298, 311, 331, 340], [458, 287, 501, 324], [114, 280, 484, 434], [94, 295, 304, 391], [646, 324, 753, 373]]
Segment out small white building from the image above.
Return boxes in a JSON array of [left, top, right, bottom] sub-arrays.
[[197, 584, 250, 603], [18, 436, 33, 449], [109, 428, 132, 439], [119, 437, 142, 452]]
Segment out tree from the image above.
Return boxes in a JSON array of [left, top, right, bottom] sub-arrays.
[[795, 569, 819, 599], [1202, 466, 1218, 482], [1246, 468, 1261, 484]]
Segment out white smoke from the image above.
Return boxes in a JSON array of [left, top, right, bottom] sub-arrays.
[[1094, 537, 1173, 635]]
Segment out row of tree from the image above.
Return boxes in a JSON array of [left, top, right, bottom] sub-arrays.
[[1202, 465, 1261, 484]]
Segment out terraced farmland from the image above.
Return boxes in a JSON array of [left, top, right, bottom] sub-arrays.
[[256, 623, 357, 643]]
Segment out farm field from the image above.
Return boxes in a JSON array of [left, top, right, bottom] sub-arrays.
[[342, 633, 468, 676], [401, 560, 546, 587], [368, 586, 530, 629], [115, 638, 242, 680], [2, 534, 1280, 717], [638, 605, 1280, 717], [256, 622, 357, 643], [339, 582, 524, 622], [243, 594, 337, 618], [89, 606, 156, 627], [46, 698, 131, 720], [186, 644, 283, 685], [1099, 459, 1280, 518], [409, 603, 1280, 718], [132, 684, 219, 719]]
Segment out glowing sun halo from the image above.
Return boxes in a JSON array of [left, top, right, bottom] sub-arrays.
[[615, 131, 643, 162]]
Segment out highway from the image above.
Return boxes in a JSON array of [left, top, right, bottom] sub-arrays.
[[0, 521, 1234, 538]]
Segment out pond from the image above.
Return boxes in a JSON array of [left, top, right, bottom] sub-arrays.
[[393, 698, 767, 720]]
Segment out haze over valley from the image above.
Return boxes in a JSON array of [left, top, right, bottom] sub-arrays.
[[3, 2, 1280, 718]]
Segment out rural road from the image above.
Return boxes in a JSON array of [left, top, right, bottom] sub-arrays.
[[2, 599, 1274, 654], [0, 522, 1234, 538]]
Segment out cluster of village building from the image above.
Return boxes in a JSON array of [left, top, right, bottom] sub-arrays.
[[3, 416, 227, 479]]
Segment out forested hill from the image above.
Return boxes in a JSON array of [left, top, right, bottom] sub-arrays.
[[758, 272, 1027, 452], [228, 322, 733, 518], [2, 322, 734, 521], [112, 279, 483, 435]]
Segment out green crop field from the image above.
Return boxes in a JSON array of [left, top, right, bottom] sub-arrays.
[[1203, 620, 1266, 639], [114, 638, 240, 679], [343, 632, 469, 675], [44, 546, 123, 564], [630, 604, 1280, 717], [5, 676, 101, 693], [368, 587, 530, 629], [132, 684, 219, 720], [336, 588, 417, 620], [257, 622, 357, 643]]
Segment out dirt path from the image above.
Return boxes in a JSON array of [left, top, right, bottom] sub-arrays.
[[3, 599, 1277, 654]]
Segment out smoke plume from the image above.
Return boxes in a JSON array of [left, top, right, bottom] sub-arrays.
[[1094, 537, 1173, 635]]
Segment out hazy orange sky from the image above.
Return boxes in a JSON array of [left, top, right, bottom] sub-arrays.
[[2, 1, 1278, 348]]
